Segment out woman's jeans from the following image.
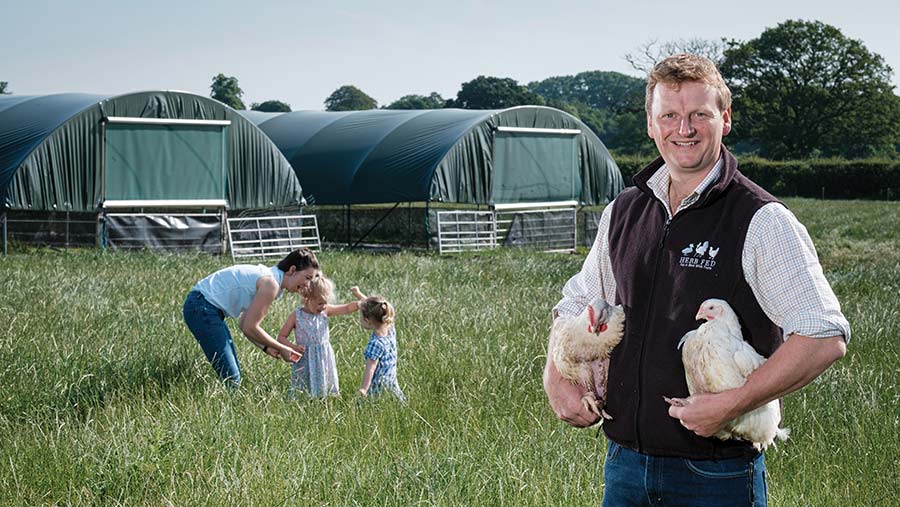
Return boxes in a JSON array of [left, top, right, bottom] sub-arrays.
[[602, 441, 767, 507], [183, 290, 241, 387]]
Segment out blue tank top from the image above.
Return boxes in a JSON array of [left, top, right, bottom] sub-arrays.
[[192, 264, 284, 318]]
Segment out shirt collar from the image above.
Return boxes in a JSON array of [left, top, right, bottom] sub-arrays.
[[646, 157, 724, 216]]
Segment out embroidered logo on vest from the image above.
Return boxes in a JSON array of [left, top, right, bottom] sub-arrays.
[[679, 241, 719, 270]]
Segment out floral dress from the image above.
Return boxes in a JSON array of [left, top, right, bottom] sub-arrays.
[[292, 308, 339, 397], [363, 326, 405, 401]]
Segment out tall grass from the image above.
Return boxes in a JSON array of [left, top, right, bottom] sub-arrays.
[[0, 198, 897, 506]]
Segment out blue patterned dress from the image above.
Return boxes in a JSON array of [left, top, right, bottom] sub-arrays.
[[363, 326, 405, 401], [292, 308, 339, 397]]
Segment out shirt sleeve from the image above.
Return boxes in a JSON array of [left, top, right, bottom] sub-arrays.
[[364, 338, 385, 361], [554, 200, 618, 318], [742, 203, 851, 342]]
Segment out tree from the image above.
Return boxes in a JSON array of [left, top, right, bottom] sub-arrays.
[[324, 85, 377, 111], [720, 19, 900, 159], [528, 71, 654, 154], [210, 74, 245, 110], [528, 71, 645, 113], [385, 92, 445, 110], [448, 76, 544, 109], [625, 38, 726, 74], [250, 100, 291, 112], [0, 82, 9, 94]]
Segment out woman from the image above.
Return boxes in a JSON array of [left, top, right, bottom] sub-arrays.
[[183, 248, 319, 387]]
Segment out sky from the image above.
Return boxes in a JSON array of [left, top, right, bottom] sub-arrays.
[[3, 0, 899, 111]]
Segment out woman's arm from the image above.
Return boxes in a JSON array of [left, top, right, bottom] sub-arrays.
[[357, 359, 378, 397], [240, 277, 299, 363]]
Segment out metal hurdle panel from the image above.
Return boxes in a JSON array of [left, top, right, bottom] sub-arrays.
[[493, 203, 578, 253], [436, 210, 497, 254], [227, 214, 321, 262]]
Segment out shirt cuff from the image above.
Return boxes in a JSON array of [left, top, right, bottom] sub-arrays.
[[554, 297, 589, 319], [782, 315, 851, 343]]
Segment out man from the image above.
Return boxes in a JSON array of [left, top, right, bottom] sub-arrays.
[[544, 54, 849, 506]]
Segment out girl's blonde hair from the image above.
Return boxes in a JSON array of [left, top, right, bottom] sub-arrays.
[[303, 271, 335, 303], [360, 295, 395, 326]]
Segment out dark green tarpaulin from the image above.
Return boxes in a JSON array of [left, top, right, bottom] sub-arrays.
[[243, 106, 623, 206], [105, 122, 226, 201], [0, 91, 303, 211]]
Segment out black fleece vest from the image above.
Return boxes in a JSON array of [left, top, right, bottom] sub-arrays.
[[605, 146, 783, 460]]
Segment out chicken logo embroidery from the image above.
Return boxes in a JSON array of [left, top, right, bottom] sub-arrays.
[[679, 240, 719, 270]]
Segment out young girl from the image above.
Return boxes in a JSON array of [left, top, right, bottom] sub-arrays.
[[276, 272, 362, 397], [356, 292, 405, 401]]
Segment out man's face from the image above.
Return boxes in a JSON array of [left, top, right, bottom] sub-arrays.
[[647, 81, 731, 177]]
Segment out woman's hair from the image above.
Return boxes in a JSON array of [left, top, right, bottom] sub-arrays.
[[645, 53, 732, 114], [360, 295, 395, 326], [277, 248, 319, 273], [303, 271, 335, 303]]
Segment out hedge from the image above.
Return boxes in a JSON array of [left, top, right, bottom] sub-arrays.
[[612, 155, 900, 200]]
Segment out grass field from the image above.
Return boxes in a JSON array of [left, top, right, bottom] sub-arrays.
[[1, 198, 898, 506]]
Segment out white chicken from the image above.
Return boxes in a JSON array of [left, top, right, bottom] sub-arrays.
[[550, 298, 625, 419], [670, 298, 789, 450]]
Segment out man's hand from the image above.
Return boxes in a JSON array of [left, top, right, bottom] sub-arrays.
[[543, 349, 601, 427], [665, 391, 738, 437]]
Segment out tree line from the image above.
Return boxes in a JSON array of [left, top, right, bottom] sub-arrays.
[[5, 20, 898, 160], [215, 20, 900, 159]]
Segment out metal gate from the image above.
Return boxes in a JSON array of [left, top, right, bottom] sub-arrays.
[[226, 214, 321, 262], [436, 210, 497, 254], [436, 202, 577, 254]]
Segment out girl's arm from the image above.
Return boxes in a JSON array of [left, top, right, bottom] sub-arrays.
[[324, 301, 361, 317], [240, 277, 300, 363], [324, 287, 367, 317], [358, 359, 378, 397], [275, 312, 305, 358]]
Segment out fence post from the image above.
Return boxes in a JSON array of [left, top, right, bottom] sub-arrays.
[[2, 208, 7, 257], [65, 207, 71, 249], [346, 205, 352, 248], [424, 200, 431, 250]]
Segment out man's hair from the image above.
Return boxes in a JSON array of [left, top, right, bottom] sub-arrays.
[[277, 248, 319, 273], [645, 53, 732, 114]]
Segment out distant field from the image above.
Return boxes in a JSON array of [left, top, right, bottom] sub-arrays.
[[0, 198, 897, 506]]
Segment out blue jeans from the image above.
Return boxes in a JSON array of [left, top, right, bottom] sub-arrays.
[[602, 441, 767, 507], [183, 290, 241, 387]]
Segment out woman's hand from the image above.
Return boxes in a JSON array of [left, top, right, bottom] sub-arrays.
[[279, 346, 301, 363]]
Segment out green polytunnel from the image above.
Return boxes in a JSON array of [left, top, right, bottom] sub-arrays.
[[240, 106, 624, 207], [0, 91, 304, 212]]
